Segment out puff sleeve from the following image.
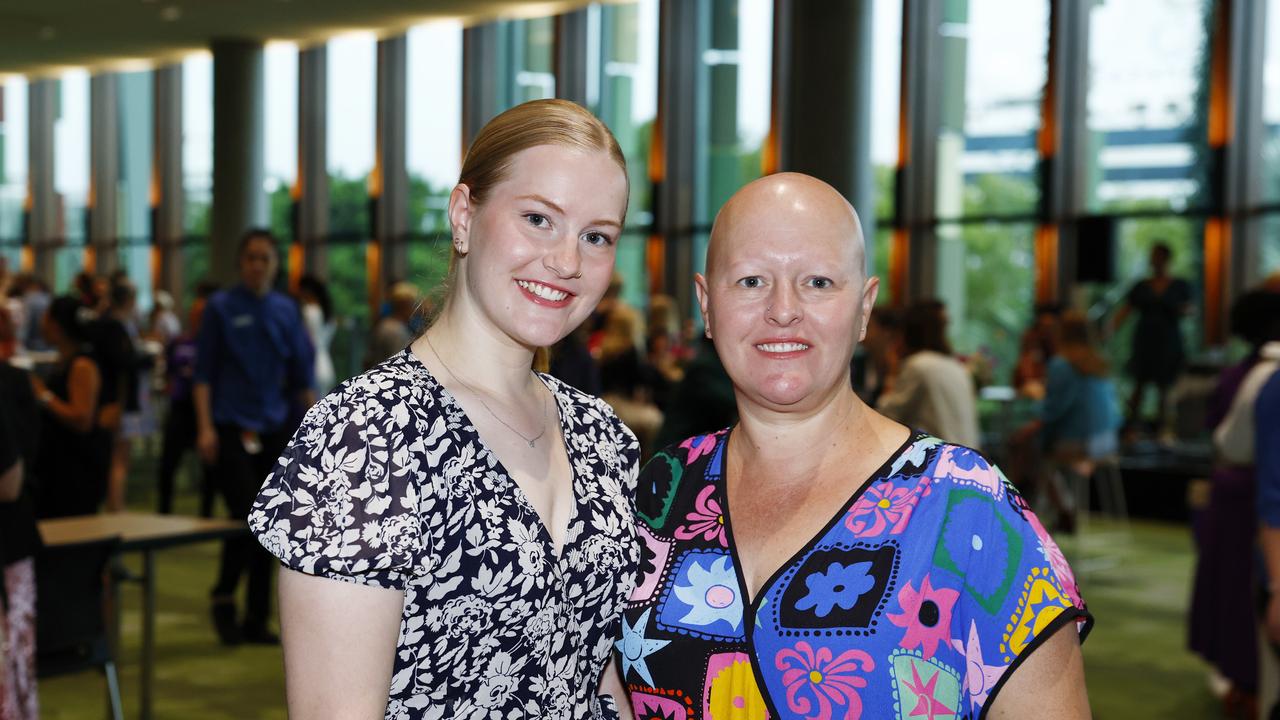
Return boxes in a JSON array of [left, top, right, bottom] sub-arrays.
[[250, 385, 430, 591]]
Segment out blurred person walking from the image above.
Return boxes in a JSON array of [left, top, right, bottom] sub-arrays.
[[195, 230, 315, 645], [156, 288, 216, 516]]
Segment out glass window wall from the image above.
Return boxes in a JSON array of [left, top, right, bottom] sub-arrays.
[[1086, 0, 1212, 212], [183, 54, 213, 237], [55, 70, 90, 247], [936, 0, 1048, 221], [406, 20, 463, 303], [264, 42, 298, 242], [591, 0, 658, 311], [324, 33, 375, 339], [0, 77, 27, 268]]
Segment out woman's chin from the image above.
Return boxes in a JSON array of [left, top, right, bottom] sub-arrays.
[[745, 377, 817, 409], [500, 317, 574, 351]]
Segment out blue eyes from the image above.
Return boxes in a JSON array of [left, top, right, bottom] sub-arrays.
[[735, 276, 835, 289], [523, 213, 614, 247]]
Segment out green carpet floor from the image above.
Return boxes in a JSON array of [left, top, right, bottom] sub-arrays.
[[36, 468, 1223, 718]]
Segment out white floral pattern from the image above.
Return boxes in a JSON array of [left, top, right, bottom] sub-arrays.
[[250, 348, 640, 719]]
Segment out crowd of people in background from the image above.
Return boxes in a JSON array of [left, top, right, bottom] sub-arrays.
[[0, 224, 1278, 717]]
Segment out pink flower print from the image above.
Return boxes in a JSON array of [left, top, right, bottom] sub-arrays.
[[933, 446, 1002, 498], [775, 641, 874, 720], [951, 619, 1004, 710], [674, 485, 728, 547], [887, 574, 959, 660], [1024, 507, 1083, 608], [679, 434, 718, 464], [845, 482, 925, 537]]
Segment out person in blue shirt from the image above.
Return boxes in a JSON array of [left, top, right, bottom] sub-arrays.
[[195, 229, 315, 645]]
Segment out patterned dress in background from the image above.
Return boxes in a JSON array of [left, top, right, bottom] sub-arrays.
[[250, 348, 641, 720], [615, 430, 1092, 719]]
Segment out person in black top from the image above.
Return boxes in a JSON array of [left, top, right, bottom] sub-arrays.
[[1111, 242, 1193, 434], [0, 304, 42, 719], [31, 296, 109, 519], [95, 281, 144, 513]]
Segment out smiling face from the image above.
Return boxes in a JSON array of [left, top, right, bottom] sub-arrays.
[[448, 143, 628, 350], [238, 236, 278, 296], [696, 173, 878, 412]]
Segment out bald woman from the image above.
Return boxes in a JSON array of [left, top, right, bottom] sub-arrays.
[[612, 173, 1091, 719]]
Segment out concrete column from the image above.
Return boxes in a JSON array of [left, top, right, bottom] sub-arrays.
[[462, 24, 500, 150], [1197, 0, 1266, 344], [89, 73, 120, 274], [153, 64, 184, 297], [775, 0, 876, 262], [897, 0, 946, 302], [1039, 0, 1091, 302], [1224, 0, 1267, 294], [26, 79, 57, 285], [656, 0, 699, 314], [297, 44, 329, 278], [374, 34, 409, 304], [210, 39, 266, 285], [555, 9, 591, 108]]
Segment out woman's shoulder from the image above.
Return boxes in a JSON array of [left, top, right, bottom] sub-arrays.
[[880, 435, 1013, 503], [303, 350, 445, 430], [539, 372, 626, 428]]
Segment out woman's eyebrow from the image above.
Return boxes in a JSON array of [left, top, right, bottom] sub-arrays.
[[516, 193, 622, 229], [516, 194, 566, 216]]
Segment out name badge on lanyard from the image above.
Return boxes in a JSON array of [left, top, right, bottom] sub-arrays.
[[233, 314, 254, 328]]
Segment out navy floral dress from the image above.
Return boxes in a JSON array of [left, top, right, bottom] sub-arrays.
[[615, 429, 1091, 720], [250, 348, 641, 720]]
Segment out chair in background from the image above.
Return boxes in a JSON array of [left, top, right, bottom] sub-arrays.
[[35, 536, 124, 720], [1058, 455, 1130, 578]]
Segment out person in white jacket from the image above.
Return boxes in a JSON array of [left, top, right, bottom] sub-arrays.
[[877, 300, 980, 448]]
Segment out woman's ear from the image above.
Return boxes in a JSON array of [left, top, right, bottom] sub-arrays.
[[694, 273, 712, 338], [448, 183, 474, 254]]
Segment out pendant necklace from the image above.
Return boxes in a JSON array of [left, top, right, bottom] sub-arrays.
[[424, 334, 548, 448]]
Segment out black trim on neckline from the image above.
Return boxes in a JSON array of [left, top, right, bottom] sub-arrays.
[[723, 427, 922, 608], [718, 427, 923, 718]]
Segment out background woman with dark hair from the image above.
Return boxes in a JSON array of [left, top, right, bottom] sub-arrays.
[[1189, 290, 1280, 715], [29, 296, 108, 518], [876, 299, 979, 446]]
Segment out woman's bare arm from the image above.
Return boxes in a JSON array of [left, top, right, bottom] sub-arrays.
[[988, 622, 1091, 719], [599, 656, 632, 718], [32, 357, 100, 433], [278, 567, 405, 720]]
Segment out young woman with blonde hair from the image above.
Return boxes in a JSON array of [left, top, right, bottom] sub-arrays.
[[250, 99, 639, 719]]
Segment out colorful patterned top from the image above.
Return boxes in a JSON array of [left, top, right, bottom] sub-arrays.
[[614, 429, 1092, 720]]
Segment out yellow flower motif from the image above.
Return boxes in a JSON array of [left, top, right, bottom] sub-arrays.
[[707, 657, 769, 719]]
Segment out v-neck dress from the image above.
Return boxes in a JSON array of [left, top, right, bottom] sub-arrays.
[[614, 429, 1092, 720], [249, 348, 641, 720]]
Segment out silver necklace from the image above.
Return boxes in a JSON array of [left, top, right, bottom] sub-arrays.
[[424, 334, 548, 448]]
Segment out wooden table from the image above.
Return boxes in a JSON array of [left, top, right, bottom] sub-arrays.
[[39, 513, 247, 720]]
